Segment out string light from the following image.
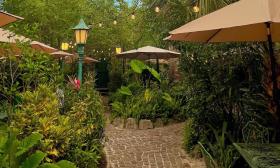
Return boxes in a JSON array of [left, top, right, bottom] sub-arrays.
[[155, 6, 160, 13], [131, 13, 135, 20], [193, 5, 200, 13]]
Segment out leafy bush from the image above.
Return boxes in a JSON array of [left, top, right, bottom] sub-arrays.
[[0, 43, 63, 104], [0, 126, 76, 168], [11, 83, 104, 168], [111, 86, 183, 121]]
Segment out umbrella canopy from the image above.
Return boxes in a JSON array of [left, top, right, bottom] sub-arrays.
[[146, 59, 170, 65], [0, 28, 30, 43], [0, 11, 23, 27], [30, 41, 58, 53], [117, 46, 180, 60], [168, 0, 280, 120], [65, 55, 99, 64], [84, 57, 99, 64], [50, 50, 73, 59], [169, 0, 280, 42]]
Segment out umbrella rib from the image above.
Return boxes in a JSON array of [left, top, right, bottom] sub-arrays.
[[206, 29, 222, 43]]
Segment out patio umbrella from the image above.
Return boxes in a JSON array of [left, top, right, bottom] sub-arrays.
[[65, 55, 99, 64], [117, 46, 180, 72], [50, 50, 73, 59], [168, 0, 280, 119], [0, 28, 30, 43], [0, 11, 23, 27], [30, 41, 58, 53], [146, 59, 170, 65]]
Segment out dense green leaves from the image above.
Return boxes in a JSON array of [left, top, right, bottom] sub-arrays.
[[129, 59, 161, 82], [17, 133, 43, 157], [118, 86, 133, 96], [20, 151, 46, 168]]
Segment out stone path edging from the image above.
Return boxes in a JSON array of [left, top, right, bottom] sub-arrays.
[[112, 117, 176, 130]]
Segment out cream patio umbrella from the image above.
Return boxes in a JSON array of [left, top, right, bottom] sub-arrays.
[[0, 28, 30, 43], [30, 41, 58, 53], [50, 50, 73, 59], [0, 11, 23, 27], [146, 59, 170, 65], [168, 0, 280, 120], [64, 55, 99, 64], [117, 46, 180, 72]]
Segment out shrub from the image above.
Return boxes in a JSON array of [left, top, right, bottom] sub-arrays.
[[11, 83, 104, 167], [111, 86, 183, 122]]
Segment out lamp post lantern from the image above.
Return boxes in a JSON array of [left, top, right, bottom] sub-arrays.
[[115, 46, 122, 54], [61, 42, 69, 51], [72, 19, 90, 83]]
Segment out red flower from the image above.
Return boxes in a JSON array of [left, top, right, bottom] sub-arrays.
[[74, 79, 81, 90]]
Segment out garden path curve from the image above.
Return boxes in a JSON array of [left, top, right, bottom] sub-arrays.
[[104, 122, 206, 168]]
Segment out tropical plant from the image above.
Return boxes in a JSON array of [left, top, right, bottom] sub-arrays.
[[11, 83, 104, 167], [198, 122, 237, 168], [0, 129, 75, 168], [129, 59, 161, 82]]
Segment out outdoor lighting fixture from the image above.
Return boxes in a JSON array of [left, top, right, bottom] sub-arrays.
[[116, 47, 122, 54], [99, 22, 103, 27], [72, 18, 90, 83], [61, 42, 69, 51], [131, 13, 135, 20], [155, 6, 160, 13], [113, 20, 117, 25], [193, 5, 200, 13]]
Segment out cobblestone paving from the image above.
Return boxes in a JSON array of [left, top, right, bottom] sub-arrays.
[[104, 123, 206, 168]]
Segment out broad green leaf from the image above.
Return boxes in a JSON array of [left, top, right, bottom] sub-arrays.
[[17, 133, 43, 157], [162, 93, 173, 103], [39, 163, 60, 168], [130, 60, 146, 74], [56, 160, 76, 168], [147, 67, 161, 82], [118, 86, 132, 96], [20, 150, 46, 168]]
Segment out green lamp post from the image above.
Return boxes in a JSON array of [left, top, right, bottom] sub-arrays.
[[72, 19, 90, 83]]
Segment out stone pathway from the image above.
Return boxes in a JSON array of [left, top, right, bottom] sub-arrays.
[[104, 122, 206, 168]]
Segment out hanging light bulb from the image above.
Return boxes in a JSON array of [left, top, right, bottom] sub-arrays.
[[131, 13, 135, 20], [193, 5, 200, 13], [98, 22, 102, 27], [113, 20, 117, 25], [155, 6, 160, 13]]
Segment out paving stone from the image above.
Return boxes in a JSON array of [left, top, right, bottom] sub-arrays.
[[112, 118, 125, 128], [125, 118, 138, 129], [139, 119, 153, 130], [154, 118, 164, 128], [104, 122, 206, 168]]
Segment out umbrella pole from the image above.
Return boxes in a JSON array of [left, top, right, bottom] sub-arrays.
[[266, 23, 280, 121], [122, 58, 125, 74], [156, 56, 160, 73]]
